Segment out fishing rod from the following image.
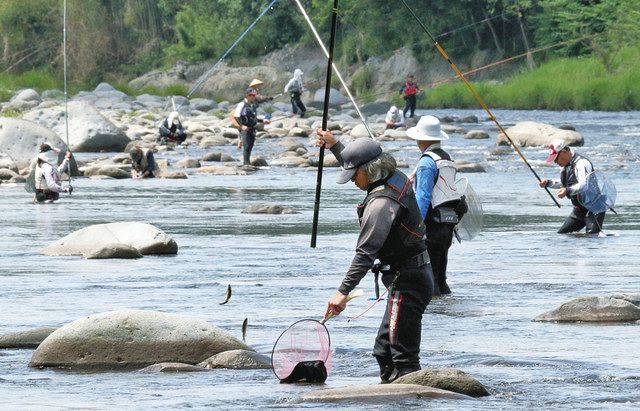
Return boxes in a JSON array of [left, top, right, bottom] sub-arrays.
[[308, 0, 339, 249], [293, 0, 375, 140], [400, 0, 560, 208], [63, 0, 72, 192], [172, 0, 279, 111]]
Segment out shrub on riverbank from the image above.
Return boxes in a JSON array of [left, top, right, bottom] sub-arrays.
[[423, 47, 640, 111]]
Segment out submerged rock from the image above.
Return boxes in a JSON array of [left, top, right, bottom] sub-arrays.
[[84, 243, 143, 259], [198, 349, 271, 369], [138, 362, 208, 373], [29, 310, 251, 368], [42, 222, 178, 257], [298, 383, 471, 403], [534, 294, 640, 322], [242, 204, 297, 214], [0, 327, 57, 348], [393, 368, 490, 397]]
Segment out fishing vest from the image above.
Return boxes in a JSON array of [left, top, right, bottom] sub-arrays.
[[357, 171, 427, 264], [237, 100, 258, 128], [561, 153, 593, 207], [288, 79, 303, 94], [133, 148, 152, 172], [403, 82, 417, 96], [422, 148, 462, 208]]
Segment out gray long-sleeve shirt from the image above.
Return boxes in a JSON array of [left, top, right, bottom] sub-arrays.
[[329, 142, 401, 295]]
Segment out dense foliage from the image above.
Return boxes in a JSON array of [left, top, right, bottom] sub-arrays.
[[1, 0, 639, 108]]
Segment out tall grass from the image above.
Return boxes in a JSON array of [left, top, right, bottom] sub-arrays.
[[422, 47, 640, 111], [0, 70, 59, 101]]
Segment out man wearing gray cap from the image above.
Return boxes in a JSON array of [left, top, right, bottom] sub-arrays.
[[316, 129, 434, 383]]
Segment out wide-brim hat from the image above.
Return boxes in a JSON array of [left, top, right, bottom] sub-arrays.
[[546, 139, 567, 163], [249, 79, 263, 88], [406, 115, 449, 141], [37, 150, 58, 164], [336, 138, 383, 184]]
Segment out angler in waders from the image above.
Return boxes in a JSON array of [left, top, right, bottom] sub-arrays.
[[129, 146, 157, 179], [407, 116, 468, 296], [284, 69, 306, 118], [33, 143, 72, 203], [158, 111, 186, 144], [400, 74, 420, 119], [234, 88, 261, 166], [539, 140, 606, 234], [316, 129, 433, 383]]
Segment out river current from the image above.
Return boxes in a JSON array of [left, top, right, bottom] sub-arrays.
[[1, 109, 638, 409]]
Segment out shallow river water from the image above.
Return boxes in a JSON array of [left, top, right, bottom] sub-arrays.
[[1, 109, 639, 409]]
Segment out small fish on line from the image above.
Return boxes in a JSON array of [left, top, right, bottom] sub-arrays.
[[219, 284, 232, 305], [242, 318, 248, 342]]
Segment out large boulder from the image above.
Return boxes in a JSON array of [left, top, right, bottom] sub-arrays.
[[29, 310, 251, 368], [0, 327, 57, 348], [313, 87, 348, 106], [298, 384, 470, 403], [534, 294, 640, 322], [198, 349, 271, 369], [393, 368, 490, 397], [0, 117, 68, 165], [41, 222, 178, 257], [23, 101, 130, 152], [497, 121, 583, 147]]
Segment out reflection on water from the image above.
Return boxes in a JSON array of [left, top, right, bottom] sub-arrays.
[[0, 109, 639, 409]]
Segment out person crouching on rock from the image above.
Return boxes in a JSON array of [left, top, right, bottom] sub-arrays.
[[159, 111, 186, 143], [316, 128, 434, 383], [129, 146, 157, 179], [34, 144, 72, 203]]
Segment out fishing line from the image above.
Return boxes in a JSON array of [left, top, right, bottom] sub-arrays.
[[400, 0, 560, 208], [293, 0, 375, 140], [173, 0, 279, 110], [63, 0, 71, 189]]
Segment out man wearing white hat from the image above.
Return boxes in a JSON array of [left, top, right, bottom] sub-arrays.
[[539, 140, 605, 234], [407, 115, 467, 296], [34, 143, 72, 203], [158, 111, 186, 143], [385, 105, 405, 129]]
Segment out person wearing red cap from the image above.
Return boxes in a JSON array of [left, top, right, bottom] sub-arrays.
[[539, 139, 605, 234], [234, 88, 260, 165]]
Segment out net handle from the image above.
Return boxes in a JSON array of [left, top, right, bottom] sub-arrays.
[[320, 289, 363, 324]]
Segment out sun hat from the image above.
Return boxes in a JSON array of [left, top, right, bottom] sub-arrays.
[[406, 115, 449, 141], [336, 138, 383, 184], [389, 106, 398, 114], [37, 150, 58, 164], [168, 111, 180, 125], [546, 139, 567, 163], [249, 79, 263, 88]]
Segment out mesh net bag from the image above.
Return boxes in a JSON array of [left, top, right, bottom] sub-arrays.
[[271, 319, 332, 383], [578, 171, 616, 214], [456, 177, 483, 241]]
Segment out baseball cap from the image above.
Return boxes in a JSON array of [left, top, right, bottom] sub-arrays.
[[546, 139, 567, 163], [336, 138, 383, 184]]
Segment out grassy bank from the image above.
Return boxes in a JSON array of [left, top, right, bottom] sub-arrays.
[[422, 47, 640, 111]]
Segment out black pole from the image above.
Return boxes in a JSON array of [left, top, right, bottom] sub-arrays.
[[311, 0, 339, 248], [399, 0, 560, 208]]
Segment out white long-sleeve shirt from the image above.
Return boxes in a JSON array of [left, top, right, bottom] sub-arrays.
[[36, 159, 68, 192], [547, 154, 593, 196]]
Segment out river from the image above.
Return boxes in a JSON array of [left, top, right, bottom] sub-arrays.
[[0, 109, 638, 409]]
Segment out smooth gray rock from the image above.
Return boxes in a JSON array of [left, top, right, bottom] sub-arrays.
[[464, 130, 489, 139], [84, 243, 143, 259], [23, 101, 130, 152], [201, 152, 234, 162], [175, 157, 201, 168], [138, 362, 208, 373], [534, 294, 640, 322], [42, 222, 178, 256], [497, 121, 583, 147], [0, 168, 19, 181], [298, 383, 471, 403], [393, 368, 490, 397], [0, 117, 69, 164], [29, 310, 251, 368], [0, 327, 57, 348], [313, 87, 348, 106], [456, 160, 486, 173], [198, 349, 271, 369]]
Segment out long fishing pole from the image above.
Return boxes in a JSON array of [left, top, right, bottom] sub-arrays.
[[293, 0, 375, 140], [63, 0, 71, 191], [309, 0, 339, 249], [400, 0, 560, 208], [175, 0, 279, 110]]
